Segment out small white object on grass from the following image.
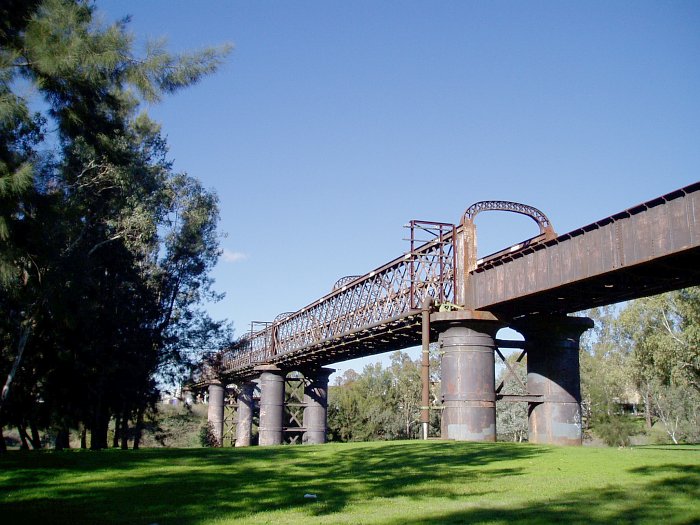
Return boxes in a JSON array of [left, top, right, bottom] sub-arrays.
[[303, 494, 317, 499]]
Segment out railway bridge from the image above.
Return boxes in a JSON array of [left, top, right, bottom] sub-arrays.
[[199, 182, 700, 447]]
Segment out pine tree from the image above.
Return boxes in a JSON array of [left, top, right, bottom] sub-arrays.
[[0, 0, 231, 449]]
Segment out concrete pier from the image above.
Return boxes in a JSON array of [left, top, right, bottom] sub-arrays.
[[514, 315, 593, 445]]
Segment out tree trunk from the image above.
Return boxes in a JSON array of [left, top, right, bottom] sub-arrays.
[[113, 413, 121, 448], [644, 388, 653, 430], [90, 409, 110, 450], [55, 425, 70, 450], [0, 426, 6, 452], [18, 424, 30, 450], [133, 406, 144, 450], [0, 323, 32, 420], [120, 410, 130, 450], [29, 419, 42, 449], [80, 426, 87, 449]]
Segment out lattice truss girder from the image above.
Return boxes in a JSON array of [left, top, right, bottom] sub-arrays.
[[222, 223, 456, 375]]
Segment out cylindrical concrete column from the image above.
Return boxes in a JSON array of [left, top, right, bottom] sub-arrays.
[[207, 382, 225, 447], [303, 368, 334, 444], [235, 382, 255, 447], [440, 321, 499, 441], [256, 365, 285, 446], [514, 315, 593, 446]]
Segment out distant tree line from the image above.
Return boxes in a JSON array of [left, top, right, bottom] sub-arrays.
[[328, 288, 700, 446], [328, 349, 441, 442], [0, 0, 231, 450]]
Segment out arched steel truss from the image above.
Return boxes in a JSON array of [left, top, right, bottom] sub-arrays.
[[333, 275, 362, 290], [463, 201, 555, 237]]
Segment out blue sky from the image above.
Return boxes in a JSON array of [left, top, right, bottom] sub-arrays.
[[97, 1, 700, 375]]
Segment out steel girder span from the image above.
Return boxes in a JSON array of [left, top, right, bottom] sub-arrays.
[[216, 181, 700, 382]]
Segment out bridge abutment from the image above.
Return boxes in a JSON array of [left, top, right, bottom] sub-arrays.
[[438, 318, 501, 442], [257, 365, 286, 446], [235, 382, 255, 447], [303, 368, 334, 444], [514, 315, 593, 446], [207, 382, 225, 447]]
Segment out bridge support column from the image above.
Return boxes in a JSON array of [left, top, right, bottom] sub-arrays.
[[256, 365, 285, 446], [514, 315, 593, 446], [235, 382, 255, 447], [439, 320, 500, 441], [303, 368, 334, 445], [207, 382, 225, 447]]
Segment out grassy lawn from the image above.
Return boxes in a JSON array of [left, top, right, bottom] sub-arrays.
[[1, 441, 698, 524]]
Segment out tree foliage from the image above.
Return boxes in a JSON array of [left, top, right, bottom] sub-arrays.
[[328, 349, 441, 442], [495, 353, 528, 443], [0, 0, 232, 450], [581, 289, 700, 445]]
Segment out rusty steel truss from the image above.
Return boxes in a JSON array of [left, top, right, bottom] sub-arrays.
[[219, 203, 557, 380], [215, 182, 700, 382], [222, 219, 459, 378]]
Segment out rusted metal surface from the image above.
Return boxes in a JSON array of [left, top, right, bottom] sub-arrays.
[[468, 182, 700, 316], [463, 201, 556, 237], [438, 319, 502, 442], [221, 227, 457, 378], [420, 297, 432, 440], [303, 368, 334, 444], [333, 276, 362, 290], [460, 201, 557, 300], [202, 183, 700, 448], [283, 375, 306, 444], [223, 395, 237, 447], [407, 220, 456, 307], [513, 315, 593, 446], [214, 182, 699, 382]]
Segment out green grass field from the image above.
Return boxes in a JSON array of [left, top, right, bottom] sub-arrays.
[[1, 441, 698, 524]]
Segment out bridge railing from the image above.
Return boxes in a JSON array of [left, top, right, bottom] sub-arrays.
[[222, 226, 457, 373]]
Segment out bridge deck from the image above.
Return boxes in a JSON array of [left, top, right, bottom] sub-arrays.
[[221, 226, 456, 379], [468, 182, 700, 316], [219, 182, 700, 380]]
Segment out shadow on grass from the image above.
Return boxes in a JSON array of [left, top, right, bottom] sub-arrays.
[[0, 441, 540, 524], [385, 463, 700, 525], [1, 443, 698, 524]]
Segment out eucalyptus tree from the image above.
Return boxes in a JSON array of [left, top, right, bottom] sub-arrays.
[[617, 289, 700, 444]]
